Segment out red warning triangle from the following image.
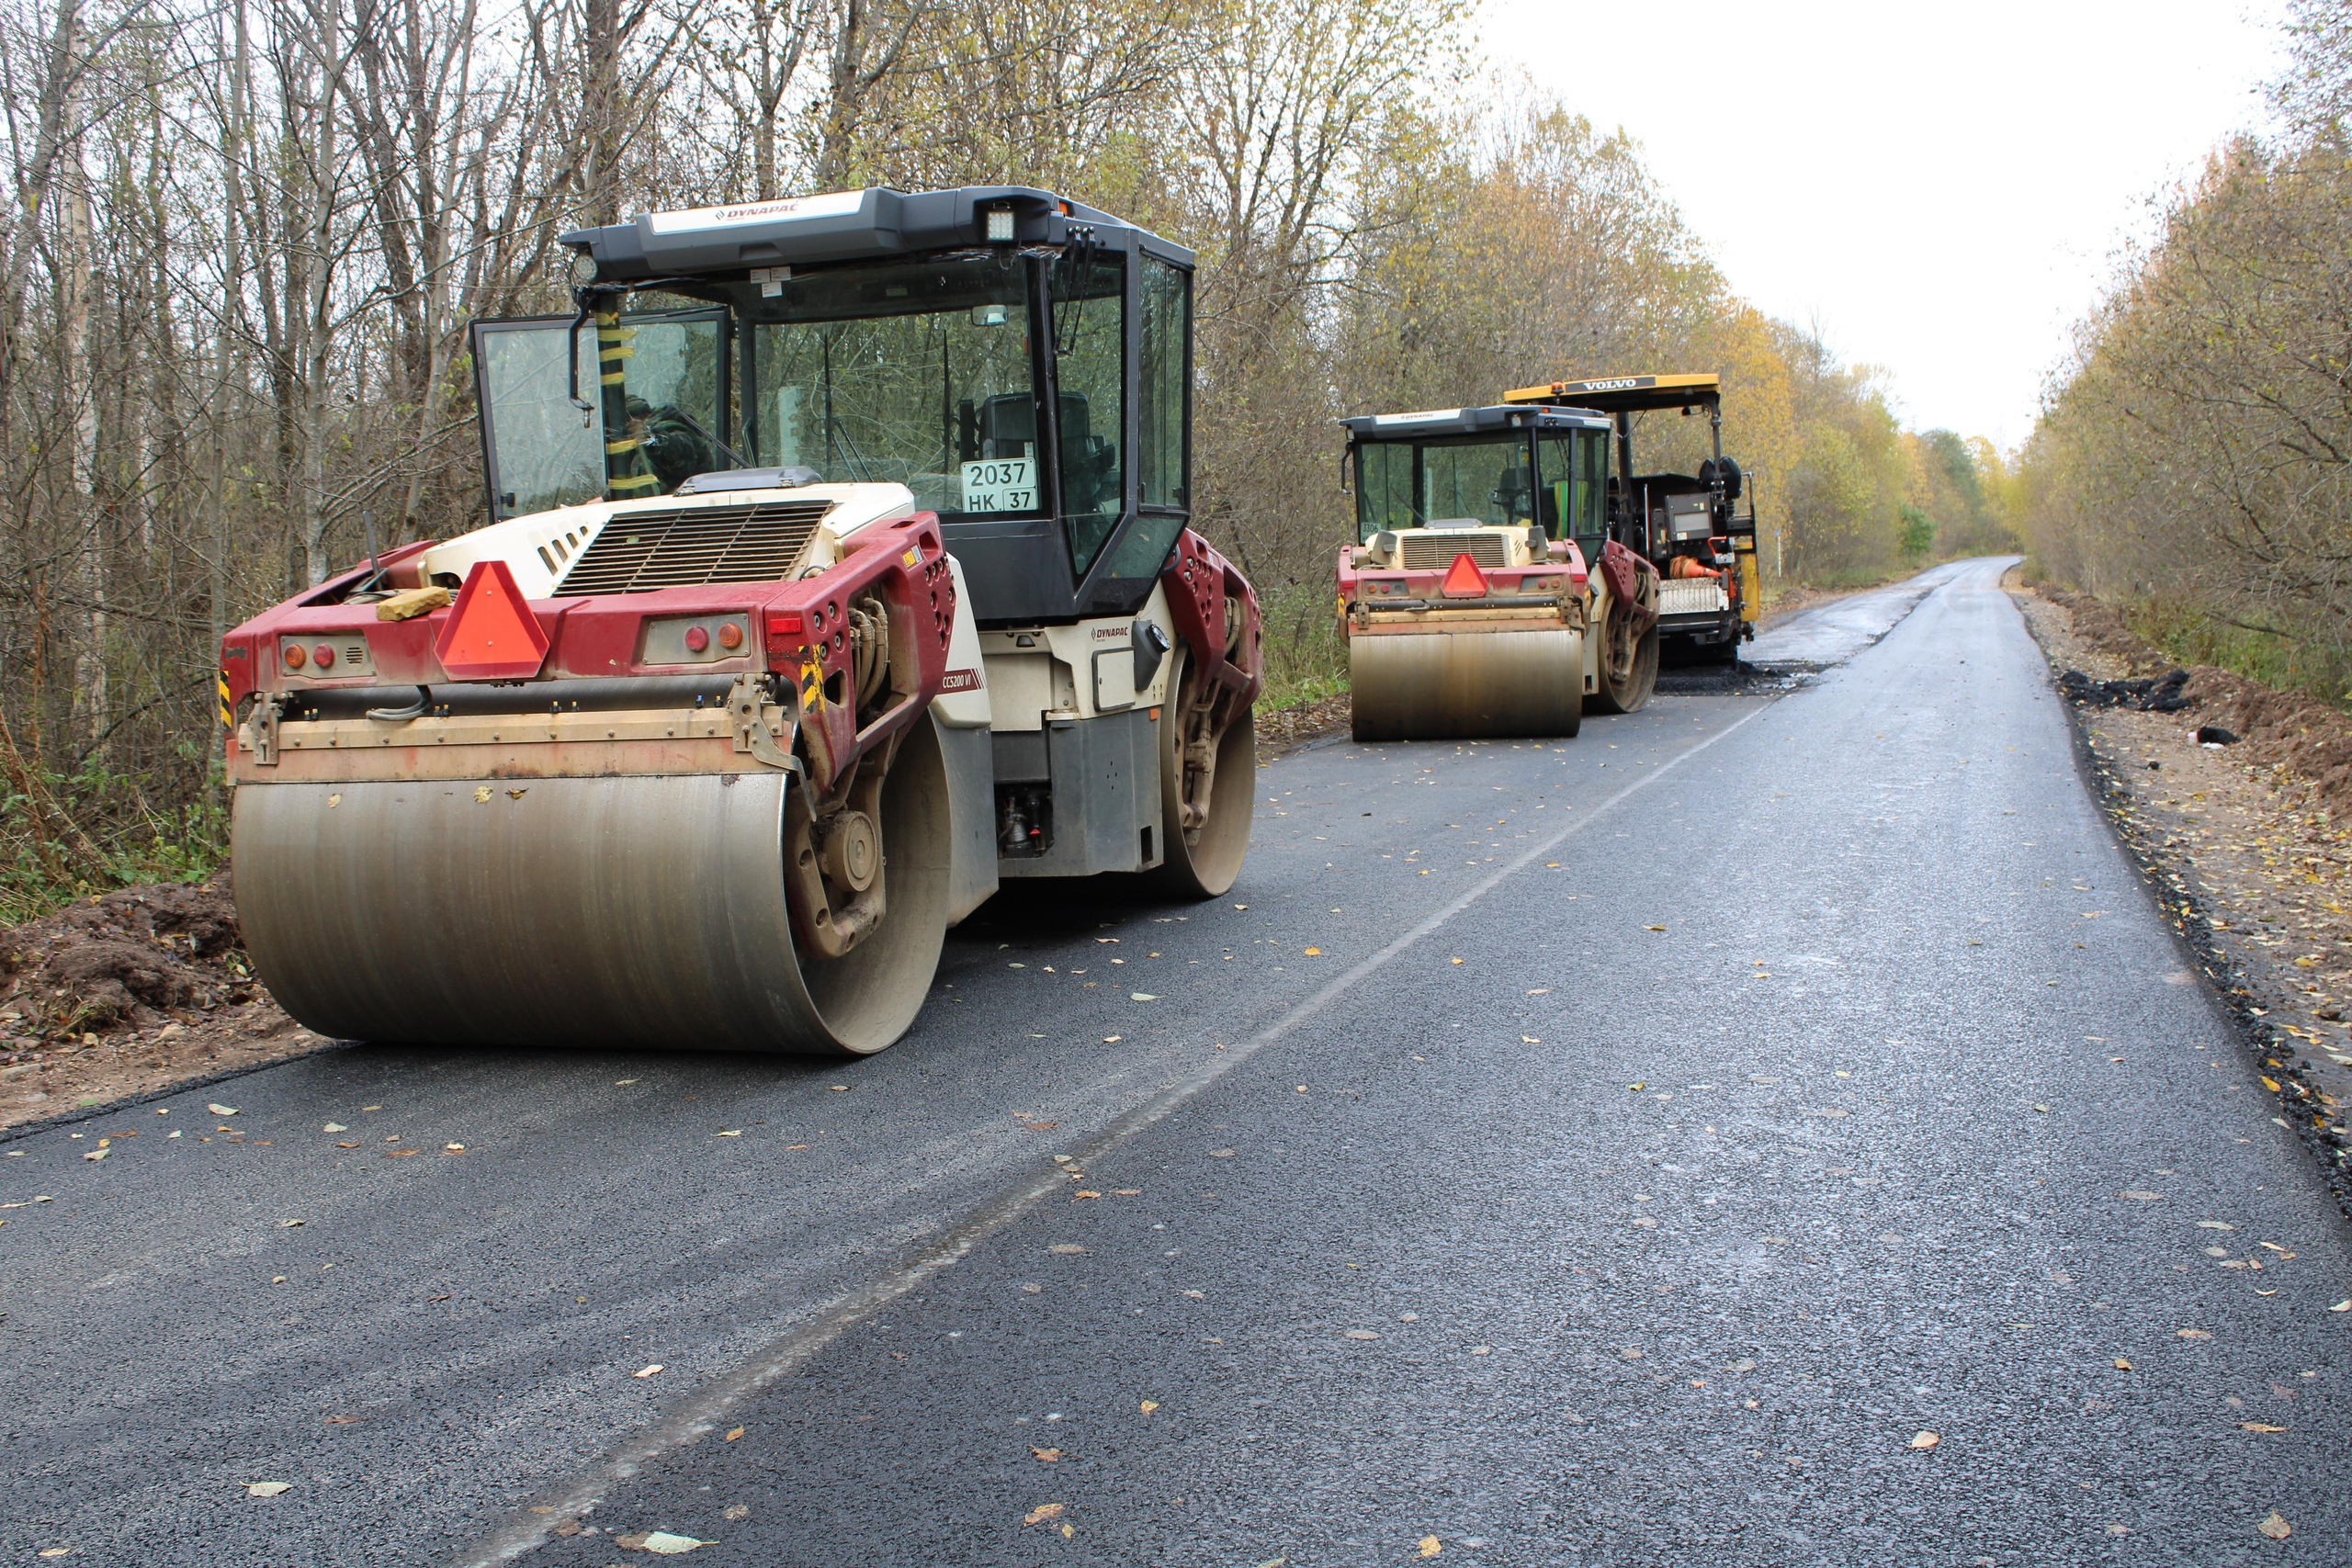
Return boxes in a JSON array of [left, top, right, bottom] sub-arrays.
[[1441, 552, 1488, 598], [435, 558, 550, 680]]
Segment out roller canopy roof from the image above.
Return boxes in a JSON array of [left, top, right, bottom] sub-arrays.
[[1502, 373, 1722, 414], [559, 186, 1193, 280], [1339, 405, 1611, 440]]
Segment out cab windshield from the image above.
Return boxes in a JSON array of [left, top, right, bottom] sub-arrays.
[[1354, 434, 1537, 540], [717, 257, 1043, 520], [473, 247, 1176, 586]]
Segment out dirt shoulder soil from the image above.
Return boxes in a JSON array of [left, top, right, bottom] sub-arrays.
[[0, 874, 326, 1133], [2014, 584, 2352, 1204], [1256, 692, 1351, 759]]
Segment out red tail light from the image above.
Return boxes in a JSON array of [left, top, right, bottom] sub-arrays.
[[312, 644, 336, 668], [766, 611, 806, 637], [1442, 554, 1488, 598]]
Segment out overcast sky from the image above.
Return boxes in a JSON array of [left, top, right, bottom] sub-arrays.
[[1483, 0, 2292, 449]]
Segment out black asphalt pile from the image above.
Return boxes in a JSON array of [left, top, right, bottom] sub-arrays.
[[2060, 666, 2193, 712]]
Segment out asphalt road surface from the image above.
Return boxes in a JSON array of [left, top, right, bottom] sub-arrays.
[[6, 557, 2346, 1566]]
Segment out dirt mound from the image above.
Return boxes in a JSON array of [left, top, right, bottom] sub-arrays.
[[1257, 693, 1351, 755], [0, 874, 316, 1130], [2038, 587, 2352, 816], [2180, 666, 2352, 811], [2038, 587, 2166, 673], [2, 878, 255, 1037]]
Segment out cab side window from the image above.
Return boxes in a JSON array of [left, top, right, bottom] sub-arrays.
[[1356, 441, 1415, 539], [1054, 252, 1126, 575], [1539, 430, 1610, 556]]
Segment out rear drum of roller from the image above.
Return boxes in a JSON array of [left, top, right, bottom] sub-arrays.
[[232, 716, 953, 1055], [1350, 628, 1584, 742], [1148, 648, 1255, 898]]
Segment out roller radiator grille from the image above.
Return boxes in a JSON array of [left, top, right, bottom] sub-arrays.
[[1399, 531, 1510, 571], [555, 500, 833, 595]]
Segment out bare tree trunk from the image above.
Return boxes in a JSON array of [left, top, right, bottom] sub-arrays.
[[60, 13, 105, 749], [210, 0, 254, 766]]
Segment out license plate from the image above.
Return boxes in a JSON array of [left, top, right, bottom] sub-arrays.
[[961, 458, 1035, 513]]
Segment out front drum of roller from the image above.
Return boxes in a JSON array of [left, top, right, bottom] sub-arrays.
[[231, 716, 955, 1055], [1350, 628, 1585, 742]]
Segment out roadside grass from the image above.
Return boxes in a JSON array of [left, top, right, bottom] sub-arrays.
[[1, 752, 227, 926], [1257, 583, 1349, 712], [2122, 597, 2352, 713]]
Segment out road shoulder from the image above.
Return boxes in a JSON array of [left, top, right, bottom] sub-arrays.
[[2014, 582, 2352, 1213]]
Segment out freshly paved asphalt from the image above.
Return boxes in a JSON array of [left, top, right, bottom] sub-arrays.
[[4, 557, 2346, 1565]]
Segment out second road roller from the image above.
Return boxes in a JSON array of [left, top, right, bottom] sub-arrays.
[[1336, 374, 1762, 741], [1336, 402, 1658, 741], [219, 186, 1261, 1056]]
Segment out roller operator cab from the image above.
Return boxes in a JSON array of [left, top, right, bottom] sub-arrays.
[[218, 186, 1262, 1057], [1501, 373, 1760, 663], [1335, 403, 1660, 740]]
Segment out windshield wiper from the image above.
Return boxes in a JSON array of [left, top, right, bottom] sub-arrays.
[[827, 415, 875, 483], [660, 403, 750, 470]]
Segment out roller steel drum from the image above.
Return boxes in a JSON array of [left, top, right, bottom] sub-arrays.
[[232, 717, 953, 1055], [1148, 647, 1257, 898], [1349, 628, 1584, 742]]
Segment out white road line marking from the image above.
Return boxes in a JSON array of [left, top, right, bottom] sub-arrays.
[[454, 699, 1777, 1567]]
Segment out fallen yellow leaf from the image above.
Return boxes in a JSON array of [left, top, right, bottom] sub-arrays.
[[1908, 1431, 1939, 1450], [1418, 1538, 1442, 1558], [1139, 1400, 1159, 1413], [1303, 947, 1321, 956], [1023, 1503, 1064, 1527], [2239, 1422, 2287, 1433], [2257, 1511, 2291, 1540], [1032, 1447, 1062, 1461], [724, 1427, 744, 1441], [2113, 1358, 2132, 1371]]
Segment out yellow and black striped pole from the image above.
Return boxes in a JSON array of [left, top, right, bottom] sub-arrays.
[[597, 311, 662, 500]]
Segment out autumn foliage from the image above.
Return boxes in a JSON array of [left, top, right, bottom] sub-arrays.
[[0, 0, 2006, 910]]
